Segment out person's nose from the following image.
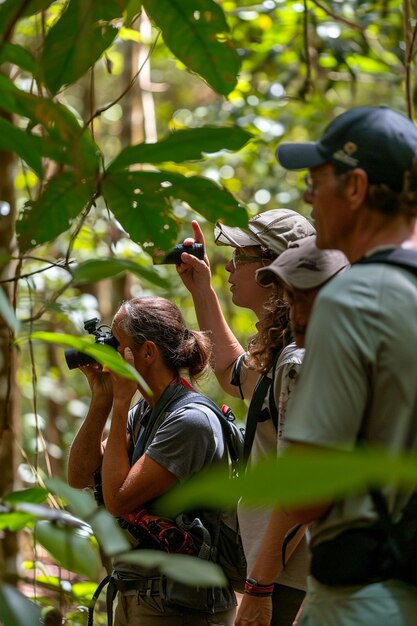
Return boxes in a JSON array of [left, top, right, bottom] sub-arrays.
[[303, 188, 313, 204], [225, 259, 234, 274]]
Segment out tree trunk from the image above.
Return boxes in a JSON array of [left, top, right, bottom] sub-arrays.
[[0, 139, 19, 583]]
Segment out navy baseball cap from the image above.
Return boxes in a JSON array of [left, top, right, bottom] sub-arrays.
[[276, 106, 417, 192]]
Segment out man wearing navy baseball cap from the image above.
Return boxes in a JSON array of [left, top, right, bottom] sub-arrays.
[[275, 106, 417, 626]]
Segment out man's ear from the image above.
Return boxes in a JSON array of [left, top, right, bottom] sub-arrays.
[[345, 168, 368, 210], [143, 340, 157, 360]]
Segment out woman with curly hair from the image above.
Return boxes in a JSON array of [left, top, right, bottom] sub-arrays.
[[177, 209, 314, 626]]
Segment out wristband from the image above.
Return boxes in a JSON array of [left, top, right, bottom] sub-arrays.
[[244, 577, 274, 597]]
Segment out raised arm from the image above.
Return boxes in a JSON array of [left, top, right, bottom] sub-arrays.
[[177, 220, 257, 397]]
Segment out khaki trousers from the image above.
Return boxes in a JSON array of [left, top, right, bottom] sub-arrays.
[[114, 593, 236, 626]]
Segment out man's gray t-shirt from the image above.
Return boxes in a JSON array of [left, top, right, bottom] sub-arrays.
[[284, 261, 417, 546]]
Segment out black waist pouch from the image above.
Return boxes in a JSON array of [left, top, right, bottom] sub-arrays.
[[310, 526, 386, 586]]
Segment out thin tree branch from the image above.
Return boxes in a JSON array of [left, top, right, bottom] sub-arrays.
[[83, 32, 160, 129]]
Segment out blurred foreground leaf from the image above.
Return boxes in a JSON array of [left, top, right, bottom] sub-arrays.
[[158, 448, 417, 515], [0, 584, 41, 626], [119, 550, 227, 587], [35, 520, 101, 580], [22, 333, 151, 393]]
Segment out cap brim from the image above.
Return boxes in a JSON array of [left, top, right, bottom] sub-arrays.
[[214, 223, 260, 248], [276, 142, 327, 170]]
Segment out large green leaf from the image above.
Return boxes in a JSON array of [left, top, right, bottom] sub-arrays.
[[4, 487, 48, 506], [89, 507, 131, 556], [45, 478, 131, 555], [17, 171, 96, 253], [120, 550, 227, 587], [72, 258, 170, 289], [0, 75, 100, 176], [0, 584, 41, 626], [0, 43, 36, 73], [25, 332, 146, 385], [143, 0, 240, 95], [108, 127, 253, 171], [45, 479, 97, 519], [39, 0, 123, 94], [35, 520, 101, 580], [0, 116, 43, 177], [0, 0, 54, 39], [157, 448, 417, 515], [102, 170, 248, 253], [102, 172, 181, 250]]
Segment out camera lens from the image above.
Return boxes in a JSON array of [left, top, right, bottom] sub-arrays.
[[64, 350, 96, 370]]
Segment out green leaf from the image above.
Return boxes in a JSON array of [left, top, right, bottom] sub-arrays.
[[89, 508, 131, 556], [108, 127, 253, 171], [143, 0, 240, 95], [0, 289, 19, 333], [40, 0, 121, 94], [72, 259, 170, 289], [102, 170, 248, 253], [124, 0, 143, 26], [157, 449, 417, 515], [24, 332, 150, 392], [35, 520, 101, 580], [0, 0, 54, 39], [45, 478, 97, 519], [0, 43, 36, 73], [0, 117, 43, 177], [0, 584, 41, 626], [4, 487, 48, 506], [16, 171, 96, 253], [0, 75, 100, 176], [102, 172, 180, 250], [120, 550, 227, 587], [0, 512, 35, 532]]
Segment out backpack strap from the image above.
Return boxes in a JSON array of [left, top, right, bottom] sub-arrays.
[[243, 357, 280, 466], [131, 385, 191, 463], [168, 392, 241, 467], [230, 353, 247, 399], [355, 248, 417, 277], [243, 375, 271, 466]]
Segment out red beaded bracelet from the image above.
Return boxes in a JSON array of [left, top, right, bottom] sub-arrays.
[[244, 578, 274, 597]]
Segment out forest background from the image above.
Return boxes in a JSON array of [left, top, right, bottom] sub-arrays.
[[1, 1, 417, 624]]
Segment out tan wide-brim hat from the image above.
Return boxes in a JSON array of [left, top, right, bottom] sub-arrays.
[[256, 235, 349, 289], [214, 209, 315, 255]]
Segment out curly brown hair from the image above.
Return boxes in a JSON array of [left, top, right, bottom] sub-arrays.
[[245, 287, 292, 374]]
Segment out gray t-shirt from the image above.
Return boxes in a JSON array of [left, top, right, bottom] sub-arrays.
[[114, 385, 235, 611], [285, 261, 417, 546]]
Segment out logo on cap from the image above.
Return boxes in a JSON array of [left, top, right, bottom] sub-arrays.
[[333, 141, 358, 167]]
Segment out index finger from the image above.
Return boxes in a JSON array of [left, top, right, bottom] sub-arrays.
[[191, 220, 206, 246]]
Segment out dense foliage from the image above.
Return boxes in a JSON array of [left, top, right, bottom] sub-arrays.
[[1, 1, 417, 623]]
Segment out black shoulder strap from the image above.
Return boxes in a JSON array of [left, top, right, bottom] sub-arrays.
[[355, 248, 417, 277], [169, 392, 241, 465], [243, 375, 271, 465], [132, 387, 191, 464], [230, 353, 247, 400], [242, 357, 280, 466]]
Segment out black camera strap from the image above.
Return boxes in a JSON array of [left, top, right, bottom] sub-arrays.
[[131, 385, 191, 464]]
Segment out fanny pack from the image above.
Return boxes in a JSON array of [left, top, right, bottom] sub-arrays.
[[311, 491, 417, 587]]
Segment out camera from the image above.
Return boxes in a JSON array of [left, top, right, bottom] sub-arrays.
[[158, 243, 204, 264], [64, 317, 119, 370]]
